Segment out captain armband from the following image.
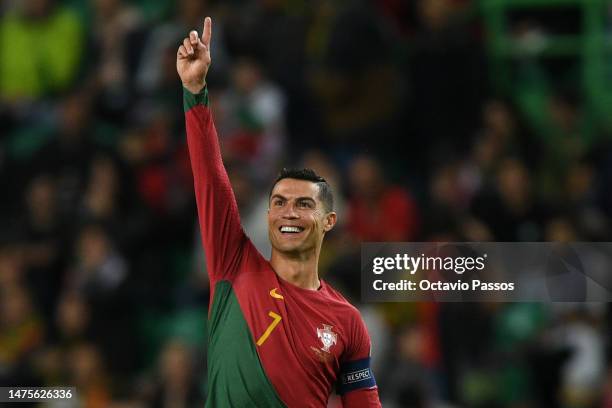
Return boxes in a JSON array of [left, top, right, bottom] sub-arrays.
[[336, 357, 376, 395]]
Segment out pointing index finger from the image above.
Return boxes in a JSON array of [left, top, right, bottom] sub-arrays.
[[202, 17, 212, 47]]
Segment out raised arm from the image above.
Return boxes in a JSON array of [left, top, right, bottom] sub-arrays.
[[177, 18, 246, 285]]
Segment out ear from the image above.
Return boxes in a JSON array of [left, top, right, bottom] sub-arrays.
[[323, 212, 337, 232]]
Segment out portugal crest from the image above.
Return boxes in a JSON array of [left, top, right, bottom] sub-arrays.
[[310, 324, 338, 362], [317, 324, 337, 353]]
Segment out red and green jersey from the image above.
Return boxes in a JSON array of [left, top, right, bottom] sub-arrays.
[[184, 87, 381, 407]]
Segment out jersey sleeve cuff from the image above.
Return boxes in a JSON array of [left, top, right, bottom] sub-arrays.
[[183, 85, 209, 112]]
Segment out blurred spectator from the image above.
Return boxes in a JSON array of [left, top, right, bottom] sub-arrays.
[[55, 291, 91, 344], [381, 324, 429, 407], [0, 0, 84, 101], [28, 88, 100, 219], [405, 0, 485, 165], [34, 346, 64, 387], [30, 292, 92, 388], [309, 3, 400, 155], [545, 217, 579, 242], [423, 162, 469, 239], [438, 303, 495, 404], [557, 313, 606, 408], [0, 243, 24, 291], [82, 156, 121, 223], [215, 57, 287, 185], [68, 224, 127, 298], [80, 153, 147, 253], [128, 113, 194, 235], [90, 0, 144, 122], [347, 155, 419, 242], [232, 0, 307, 88], [536, 92, 594, 201], [373, 0, 412, 38], [0, 285, 44, 384], [68, 343, 112, 408], [138, 340, 204, 407], [32, 292, 93, 390], [329, 154, 419, 298], [472, 99, 540, 179], [66, 224, 137, 375], [561, 157, 610, 240], [471, 157, 549, 241], [21, 174, 67, 321], [601, 366, 612, 407]]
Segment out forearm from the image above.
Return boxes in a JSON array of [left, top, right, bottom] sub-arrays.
[[184, 86, 228, 194], [184, 87, 245, 278]]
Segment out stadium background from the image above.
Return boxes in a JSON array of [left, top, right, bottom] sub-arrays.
[[1, 0, 611, 406]]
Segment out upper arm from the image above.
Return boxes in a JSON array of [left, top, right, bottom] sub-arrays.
[[338, 312, 381, 407]]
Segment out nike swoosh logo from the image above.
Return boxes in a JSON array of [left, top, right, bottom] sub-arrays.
[[269, 288, 284, 300]]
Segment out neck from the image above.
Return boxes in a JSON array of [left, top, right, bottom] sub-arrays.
[[270, 247, 321, 290]]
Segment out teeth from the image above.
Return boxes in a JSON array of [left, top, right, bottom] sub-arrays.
[[280, 226, 303, 233]]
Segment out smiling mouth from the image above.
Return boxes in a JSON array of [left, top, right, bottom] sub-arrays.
[[279, 226, 305, 234]]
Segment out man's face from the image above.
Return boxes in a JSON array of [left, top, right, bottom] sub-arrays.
[[268, 178, 336, 255]]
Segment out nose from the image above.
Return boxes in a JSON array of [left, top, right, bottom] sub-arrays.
[[281, 203, 299, 219]]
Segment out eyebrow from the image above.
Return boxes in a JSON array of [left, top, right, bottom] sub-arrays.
[[270, 194, 316, 204]]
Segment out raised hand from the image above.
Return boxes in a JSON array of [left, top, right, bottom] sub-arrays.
[[177, 17, 212, 94]]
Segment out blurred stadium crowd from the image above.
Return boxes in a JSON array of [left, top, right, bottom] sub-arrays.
[[1, 0, 612, 407]]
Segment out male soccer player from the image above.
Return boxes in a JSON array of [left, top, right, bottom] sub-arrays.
[[177, 17, 381, 407]]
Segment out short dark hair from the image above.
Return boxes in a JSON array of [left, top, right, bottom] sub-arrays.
[[269, 168, 334, 212]]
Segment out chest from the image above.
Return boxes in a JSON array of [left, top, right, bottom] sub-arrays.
[[232, 272, 349, 374]]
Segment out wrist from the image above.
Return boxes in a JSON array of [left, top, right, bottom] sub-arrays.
[[183, 81, 206, 95], [183, 84, 210, 111]]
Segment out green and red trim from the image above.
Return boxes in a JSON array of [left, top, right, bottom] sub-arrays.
[[183, 86, 209, 112]]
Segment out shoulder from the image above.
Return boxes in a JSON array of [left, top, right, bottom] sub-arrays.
[[321, 282, 372, 361], [321, 281, 364, 325]]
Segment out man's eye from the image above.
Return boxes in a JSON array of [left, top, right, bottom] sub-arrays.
[[299, 201, 313, 209], [274, 200, 284, 207]]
